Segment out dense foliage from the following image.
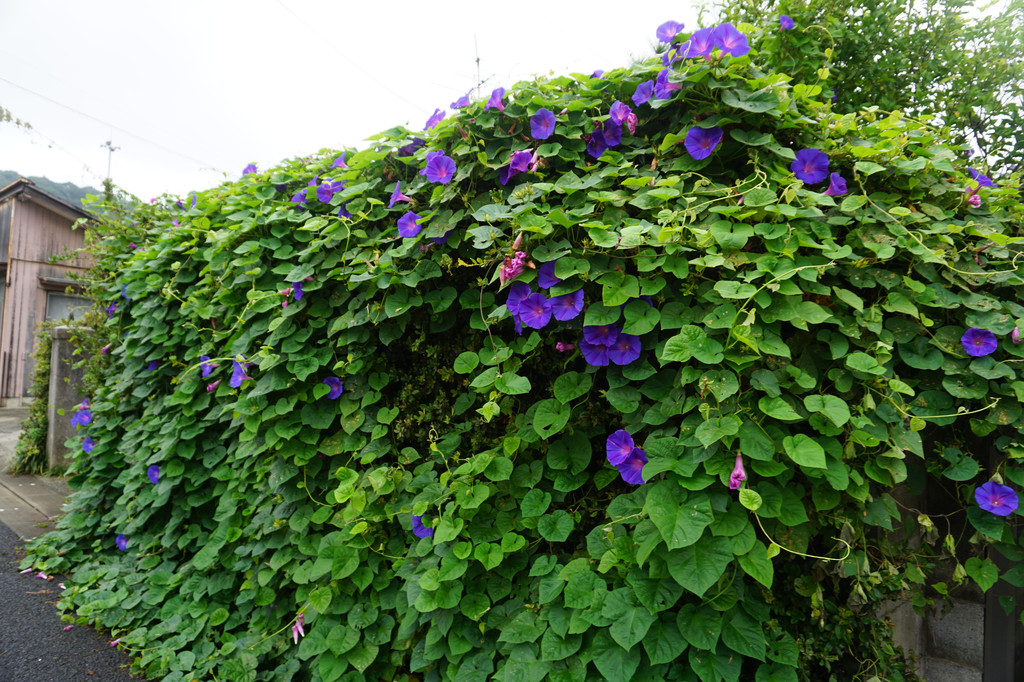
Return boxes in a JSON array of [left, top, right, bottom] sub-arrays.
[[9, 320, 56, 474], [24, 13, 1024, 682], [715, 0, 1024, 176]]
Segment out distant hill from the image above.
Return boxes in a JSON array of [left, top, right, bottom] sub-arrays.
[[0, 171, 100, 208]]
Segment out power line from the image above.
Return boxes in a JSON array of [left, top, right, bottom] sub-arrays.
[[0, 76, 223, 171], [275, 0, 430, 115]]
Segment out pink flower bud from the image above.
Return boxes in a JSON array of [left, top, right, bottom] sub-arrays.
[[729, 454, 747, 490]]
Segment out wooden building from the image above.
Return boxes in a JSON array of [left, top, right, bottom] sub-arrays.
[[0, 178, 92, 405]]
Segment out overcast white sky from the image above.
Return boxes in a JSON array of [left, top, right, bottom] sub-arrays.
[[0, 1, 707, 201]]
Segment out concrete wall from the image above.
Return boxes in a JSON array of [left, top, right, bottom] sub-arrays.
[[45, 326, 86, 471]]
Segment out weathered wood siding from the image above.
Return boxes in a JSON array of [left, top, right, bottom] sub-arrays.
[[0, 195, 90, 399]]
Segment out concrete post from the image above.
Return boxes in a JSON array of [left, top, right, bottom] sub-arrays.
[[46, 326, 87, 471]]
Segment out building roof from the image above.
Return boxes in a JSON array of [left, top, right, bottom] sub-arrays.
[[0, 178, 92, 223]]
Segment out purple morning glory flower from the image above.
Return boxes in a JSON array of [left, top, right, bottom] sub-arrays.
[[780, 15, 795, 30], [681, 27, 716, 59], [969, 168, 996, 188], [506, 282, 531, 317], [608, 333, 642, 366], [579, 340, 609, 366], [398, 212, 424, 238], [292, 282, 304, 301], [729, 454, 747, 489], [116, 534, 127, 552], [537, 260, 561, 289], [499, 150, 534, 185], [591, 70, 605, 79], [531, 108, 556, 140], [609, 101, 632, 125], [486, 87, 506, 112], [291, 189, 308, 207], [317, 179, 345, 203], [617, 447, 648, 485], [606, 429, 635, 466], [587, 129, 608, 159], [412, 515, 434, 538], [791, 149, 830, 184], [82, 437, 95, 454], [206, 380, 221, 392], [106, 302, 117, 318], [199, 356, 216, 378], [292, 613, 305, 644], [389, 181, 412, 208], [632, 81, 654, 106], [242, 163, 258, 175], [424, 108, 446, 130], [121, 285, 130, 300], [451, 90, 471, 109], [684, 126, 724, 160], [583, 324, 620, 346], [338, 202, 352, 219], [71, 400, 92, 428], [550, 290, 584, 321], [332, 153, 347, 169], [148, 360, 160, 371], [419, 151, 457, 184], [323, 377, 344, 399], [603, 120, 623, 147], [431, 229, 454, 246], [656, 20, 685, 43], [398, 138, 425, 157], [961, 328, 997, 357], [230, 359, 250, 388], [975, 481, 1018, 516], [147, 465, 159, 485], [654, 68, 682, 100], [823, 173, 847, 196], [712, 22, 750, 57], [519, 293, 552, 329]]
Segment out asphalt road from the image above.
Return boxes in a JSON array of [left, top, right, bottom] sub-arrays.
[[0, 520, 140, 681]]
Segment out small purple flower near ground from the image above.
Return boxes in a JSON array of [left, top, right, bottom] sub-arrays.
[[656, 20, 685, 43], [791, 149, 830, 184], [486, 88, 505, 111], [729, 454, 747, 489], [292, 613, 305, 644], [200, 356, 217, 378], [242, 163, 258, 175], [148, 465, 159, 485], [419, 151, 457, 184], [961, 328, 998, 357], [975, 481, 1018, 516], [684, 126, 724, 160], [412, 515, 434, 538], [550, 290, 584, 321], [780, 15, 795, 30], [323, 377, 344, 399], [116, 534, 127, 552], [823, 173, 847, 196], [389, 181, 412, 208], [82, 437, 95, 454], [531, 108, 556, 140], [398, 212, 424, 238], [712, 22, 750, 56], [632, 81, 654, 106]]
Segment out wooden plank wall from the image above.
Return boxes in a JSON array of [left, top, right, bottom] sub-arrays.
[[0, 197, 89, 399]]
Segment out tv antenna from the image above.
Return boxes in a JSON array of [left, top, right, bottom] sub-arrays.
[[101, 136, 119, 179]]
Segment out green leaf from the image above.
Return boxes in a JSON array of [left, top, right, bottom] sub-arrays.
[[534, 399, 571, 438], [603, 589, 657, 650], [453, 351, 479, 374], [738, 542, 774, 588], [553, 371, 593, 404], [802, 395, 850, 427], [744, 188, 778, 207], [854, 161, 887, 176], [643, 617, 688, 665], [757, 396, 802, 421], [593, 643, 641, 681], [783, 434, 827, 469], [739, 489, 763, 511], [521, 489, 552, 517], [644, 482, 714, 550], [495, 372, 532, 395], [840, 195, 867, 212], [537, 510, 574, 542], [309, 586, 333, 613], [964, 557, 1000, 592], [722, 609, 766, 661], [474, 542, 503, 570], [601, 271, 641, 306], [666, 536, 733, 596]]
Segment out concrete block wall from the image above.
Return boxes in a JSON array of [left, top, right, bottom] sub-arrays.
[[45, 326, 86, 471]]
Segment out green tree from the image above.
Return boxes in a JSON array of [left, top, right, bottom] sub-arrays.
[[712, 0, 1024, 176]]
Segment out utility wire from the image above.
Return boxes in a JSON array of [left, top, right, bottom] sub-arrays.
[[0, 76, 223, 171], [275, 0, 430, 115]]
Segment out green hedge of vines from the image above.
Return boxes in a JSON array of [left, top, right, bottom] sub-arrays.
[[24, 15, 1024, 682]]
